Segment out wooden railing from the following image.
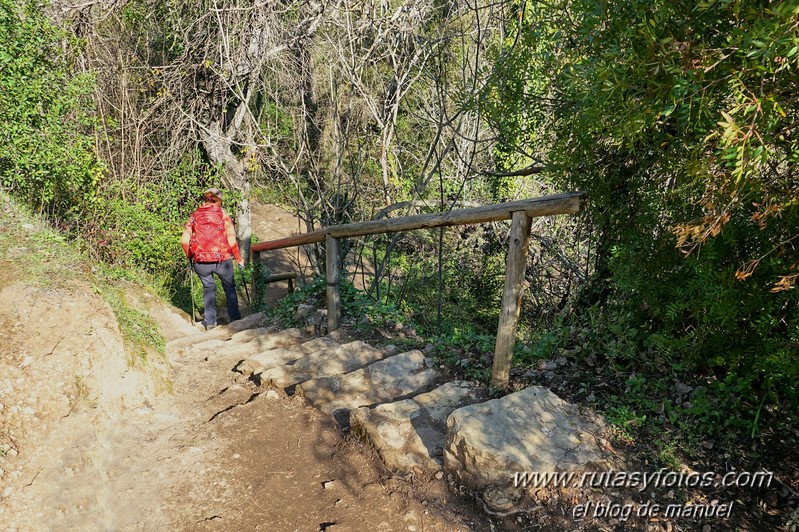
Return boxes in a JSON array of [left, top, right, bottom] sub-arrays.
[[251, 192, 586, 386]]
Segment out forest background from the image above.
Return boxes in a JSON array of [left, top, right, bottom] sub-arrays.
[[1, 0, 797, 464]]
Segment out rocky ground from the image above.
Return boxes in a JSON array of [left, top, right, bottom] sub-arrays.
[[1, 200, 796, 532], [0, 276, 496, 530]]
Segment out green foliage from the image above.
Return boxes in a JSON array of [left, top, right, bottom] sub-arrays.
[[429, 328, 495, 383], [364, 226, 509, 336], [0, 193, 86, 286], [97, 285, 165, 367], [81, 153, 222, 301], [268, 275, 409, 332], [788, 508, 799, 532], [93, 197, 180, 276], [0, 0, 100, 214], [482, 0, 799, 425]]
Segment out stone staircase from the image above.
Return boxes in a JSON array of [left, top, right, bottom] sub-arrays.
[[221, 321, 483, 471], [167, 312, 617, 511]]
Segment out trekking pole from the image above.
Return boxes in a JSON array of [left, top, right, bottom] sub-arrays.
[[238, 263, 251, 307], [188, 259, 196, 322]]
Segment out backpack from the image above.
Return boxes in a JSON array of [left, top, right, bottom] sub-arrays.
[[189, 204, 229, 262]]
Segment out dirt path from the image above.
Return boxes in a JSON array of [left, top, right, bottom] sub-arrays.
[[249, 202, 312, 307], [0, 282, 486, 530], [0, 202, 493, 531], [163, 330, 486, 531], [249, 202, 375, 299]]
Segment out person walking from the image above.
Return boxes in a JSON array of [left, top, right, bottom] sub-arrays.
[[181, 188, 244, 330]]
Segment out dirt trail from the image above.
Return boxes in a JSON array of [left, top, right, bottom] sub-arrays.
[[164, 330, 483, 531], [0, 204, 490, 531], [0, 282, 485, 530], [249, 202, 375, 297]]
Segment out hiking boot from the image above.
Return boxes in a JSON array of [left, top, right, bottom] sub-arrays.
[[203, 321, 217, 331]]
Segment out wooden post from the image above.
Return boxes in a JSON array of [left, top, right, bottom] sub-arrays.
[[251, 250, 261, 307], [326, 233, 341, 332], [491, 211, 532, 388]]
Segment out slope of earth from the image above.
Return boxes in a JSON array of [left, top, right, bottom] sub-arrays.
[[0, 196, 491, 530]]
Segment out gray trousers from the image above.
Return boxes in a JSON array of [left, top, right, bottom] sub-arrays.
[[193, 259, 241, 326]]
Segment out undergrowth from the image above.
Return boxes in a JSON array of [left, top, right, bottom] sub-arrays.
[[267, 274, 408, 333], [95, 285, 165, 367]]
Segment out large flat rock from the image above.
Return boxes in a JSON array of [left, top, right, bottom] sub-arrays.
[[296, 350, 440, 422], [190, 328, 305, 358], [166, 313, 273, 350], [227, 311, 269, 331], [350, 381, 485, 474], [444, 386, 613, 490], [258, 341, 390, 389], [235, 336, 342, 376]]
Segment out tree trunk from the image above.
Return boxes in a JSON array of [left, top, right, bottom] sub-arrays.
[[200, 123, 252, 263]]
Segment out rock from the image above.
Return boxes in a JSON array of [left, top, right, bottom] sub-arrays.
[[259, 341, 388, 389], [228, 312, 268, 331], [350, 381, 485, 474], [538, 360, 557, 371], [204, 328, 305, 359], [444, 386, 614, 490], [296, 350, 440, 422], [234, 359, 263, 376], [166, 325, 229, 350], [246, 338, 343, 382], [297, 336, 339, 354], [229, 328, 270, 343], [294, 304, 315, 321], [306, 310, 327, 329], [264, 390, 280, 400], [674, 382, 694, 397], [483, 485, 518, 512]]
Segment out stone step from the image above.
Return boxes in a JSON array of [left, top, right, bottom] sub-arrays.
[[295, 350, 440, 424], [257, 341, 394, 390], [189, 326, 282, 352], [349, 381, 486, 474], [444, 386, 614, 494], [150, 305, 200, 342], [180, 328, 304, 357], [234, 336, 342, 376], [166, 324, 230, 351], [165, 312, 271, 351]]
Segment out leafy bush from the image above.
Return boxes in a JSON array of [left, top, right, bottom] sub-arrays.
[[481, 0, 799, 427], [0, 0, 100, 215], [268, 274, 409, 332]]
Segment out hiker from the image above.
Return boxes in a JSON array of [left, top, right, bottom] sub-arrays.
[[181, 188, 244, 330]]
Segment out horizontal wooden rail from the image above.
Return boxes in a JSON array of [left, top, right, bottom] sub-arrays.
[[251, 191, 586, 387], [251, 192, 585, 252], [264, 272, 297, 292], [264, 272, 297, 283]]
